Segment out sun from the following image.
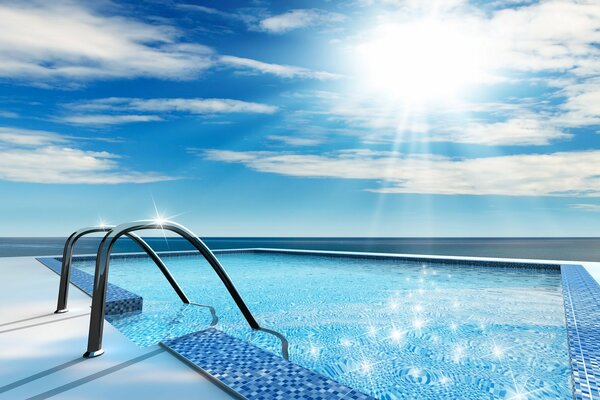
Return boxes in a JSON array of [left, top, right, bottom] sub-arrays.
[[355, 19, 487, 103]]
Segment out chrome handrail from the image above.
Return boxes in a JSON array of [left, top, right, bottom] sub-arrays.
[[55, 226, 190, 314], [84, 220, 263, 358]]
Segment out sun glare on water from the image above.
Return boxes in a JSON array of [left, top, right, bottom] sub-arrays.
[[356, 19, 488, 103]]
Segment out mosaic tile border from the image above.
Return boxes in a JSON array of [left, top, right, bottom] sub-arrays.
[[230, 248, 561, 270], [561, 264, 600, 400], [36, 256, 142, 315], [161, 328, 374, 400], [70, 247, 560, 270]]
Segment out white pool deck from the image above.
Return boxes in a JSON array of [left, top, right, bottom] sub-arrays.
[[0, 256, 235, 400], [1, 252, 599, 400]]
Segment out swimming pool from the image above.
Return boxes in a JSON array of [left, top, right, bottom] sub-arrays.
[[73, 251, 570, 399]]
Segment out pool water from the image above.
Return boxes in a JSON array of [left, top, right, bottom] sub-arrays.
[[75, 252, 571, 399]]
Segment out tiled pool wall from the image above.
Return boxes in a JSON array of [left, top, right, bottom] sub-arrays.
[[64, 247, 562, 270], [561, 264, 600, 400], [36, 249, 600, 399], [36, 256, 142, 315]]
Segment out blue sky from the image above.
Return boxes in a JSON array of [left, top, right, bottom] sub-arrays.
[[1, 0, 600, 237]]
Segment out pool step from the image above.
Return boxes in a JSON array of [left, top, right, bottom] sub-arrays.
[[36, 257, 143, 315], [161, 328, 374, 400]]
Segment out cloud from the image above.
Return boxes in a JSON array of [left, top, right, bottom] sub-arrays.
[[292, 91, 571, 146], [0, 1, 214, 83], [570, 204, 600, 212], [487, 0, 600, 76], [176, 4, 346, 36], [176, 3, 254, 24], [555, 78, 600, 127], [120, 98, 278, 114], [268, 135, 324, 146], [0, 111, 18, 118], [441, 116, 571, 146], [60, 114, 163, 125], [0, 2, 340, 85], [258, 9, 345, 33], [203, 148, 600, 197], [0, 127, 66, 146], [177, 4, 226, 16], [61, 97, 278, 125], [219, 55, 340, 80], [0, 127, 171, 184]]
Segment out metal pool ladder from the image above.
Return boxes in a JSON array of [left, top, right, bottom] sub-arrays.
[[55, 225, 191, 314], [58, 220, 288, 360]]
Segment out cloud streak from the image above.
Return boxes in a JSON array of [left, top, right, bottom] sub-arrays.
[[0, 1, 213, 82], [258, 9, 345, 33], [292, 92, 573, 146], [570, 203, 600, 212], [219, 55, 340, 80], [0, 127, 172, 184], [62, 97, 278, 125], [268, 135, 324, 146], [0, 2, 339, 85], [442, 116, 572, 146], [203, 148, 600, 197]]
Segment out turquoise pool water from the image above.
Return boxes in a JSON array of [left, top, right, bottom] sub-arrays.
[[75, 252, 571, 399]]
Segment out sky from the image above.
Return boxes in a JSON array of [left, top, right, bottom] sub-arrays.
[[1, 0, 600, 237]]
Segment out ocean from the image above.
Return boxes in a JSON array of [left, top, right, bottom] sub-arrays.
[[1, 237, 600, 261]]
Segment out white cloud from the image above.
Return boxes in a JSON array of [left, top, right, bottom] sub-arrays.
[[219, 55, 340, 80], [258, 9, 345, 33], [175, 3, 257, 26], [570, 204, 600, 212], [268, 135, 324, 146], [177, 4, 225, 16], [68, 97, 277, 114], [442, 116, 571, 145], [0, 1, 214, 82], [487, 0, 600, 76], [203, 148, 600, 197], [124, 98, 278, 114], [0, 2, 340, 85], [60, 114, 163, 125], [555, 79, 600, 127], [61, 97, 278, 125], [0, 126, 171, 184], [0, 111, 18, 118], [0, 127, 66, 146], [299, 91, 571, 146]]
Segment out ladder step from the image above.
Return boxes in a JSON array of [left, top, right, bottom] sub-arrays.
[[161, 328, 374, 400]]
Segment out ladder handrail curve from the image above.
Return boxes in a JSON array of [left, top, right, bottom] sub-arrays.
[[56, 225, 190, 314], [84, 220, 261, 358]]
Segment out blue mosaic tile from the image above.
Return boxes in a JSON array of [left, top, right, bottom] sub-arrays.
[[240, 249, 559, 270], [36, 256, 143, 315], [73, 248, 560, 270], [561, 264, 600, 400], [161, 328, 375, 400]]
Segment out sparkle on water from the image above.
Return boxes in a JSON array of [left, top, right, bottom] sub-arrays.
[[75, 252, 571, 399]]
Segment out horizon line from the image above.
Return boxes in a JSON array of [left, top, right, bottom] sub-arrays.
[[1, 236, 600, 239]]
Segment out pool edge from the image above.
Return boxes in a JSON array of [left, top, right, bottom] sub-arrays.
[[38, 249, 596, 399]]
